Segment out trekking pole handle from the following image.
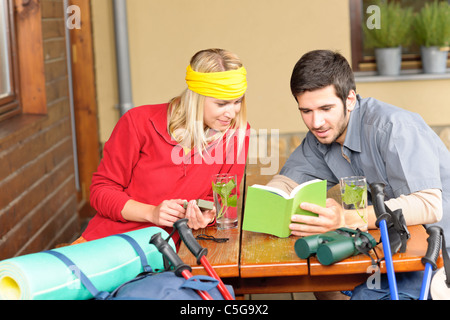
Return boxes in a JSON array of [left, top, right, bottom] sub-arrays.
[[422, 226, 442, 271], [150, 232, 192, 277], [369, 183, 391, 227], [174, 218, 208, 265]]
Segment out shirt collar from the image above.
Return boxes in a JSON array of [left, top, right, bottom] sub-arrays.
[[148, 103, 178, 146]]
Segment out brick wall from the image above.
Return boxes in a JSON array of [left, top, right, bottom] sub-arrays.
[[0, 0, 79, 260]]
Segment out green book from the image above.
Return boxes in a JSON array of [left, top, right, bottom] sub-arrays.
[[242, 179, 327, 238]]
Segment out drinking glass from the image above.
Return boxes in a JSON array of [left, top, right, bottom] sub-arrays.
[[212, 174, 238, 229], [339, 176, 368, 231]]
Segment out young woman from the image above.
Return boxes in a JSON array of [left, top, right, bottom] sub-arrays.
[[74, 48, 250, 246]]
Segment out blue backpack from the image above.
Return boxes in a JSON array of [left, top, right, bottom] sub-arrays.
[[45, 234, 234, 300]]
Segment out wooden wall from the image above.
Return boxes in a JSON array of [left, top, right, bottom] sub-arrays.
[[0, 0, 80, 260]]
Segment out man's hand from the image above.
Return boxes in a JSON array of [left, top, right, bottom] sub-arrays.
[[289, 198, 344, 237]]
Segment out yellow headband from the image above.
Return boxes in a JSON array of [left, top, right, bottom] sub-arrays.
[[185, 65, 247, 100]]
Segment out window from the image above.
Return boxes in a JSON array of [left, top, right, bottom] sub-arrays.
[[350, 0, 450, 72], [0, 0, 20, 121]]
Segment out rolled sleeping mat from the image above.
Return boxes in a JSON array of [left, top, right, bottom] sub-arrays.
[[0, 227, 174, 300]]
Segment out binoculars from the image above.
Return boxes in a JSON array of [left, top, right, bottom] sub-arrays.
[[294, 228, 377, 265]]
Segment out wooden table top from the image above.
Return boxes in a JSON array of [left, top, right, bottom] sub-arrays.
[[178, 195, 245, 278], [239, 230, 308, 278], [179, 223, 441, 280], [308, 225, 443, 275], [177, 223, 241, 278]]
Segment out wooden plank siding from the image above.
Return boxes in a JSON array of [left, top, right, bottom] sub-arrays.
[[0, 0, 80, 260], [14, 0, 47, 115], [68, 0, 100, 219]]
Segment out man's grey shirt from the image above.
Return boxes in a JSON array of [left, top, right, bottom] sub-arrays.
[[280, 95, 450, 249]]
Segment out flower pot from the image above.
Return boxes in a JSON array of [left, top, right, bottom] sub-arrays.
[[375, 47, 402, 76], [421, 46, 448, 74]]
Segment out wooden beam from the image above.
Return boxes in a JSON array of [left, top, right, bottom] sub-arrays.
[[14, 0, 47, 114], [68, 0, 100, 218]]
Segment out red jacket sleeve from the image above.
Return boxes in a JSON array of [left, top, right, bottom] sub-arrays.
[[90, 112, 142, 222]]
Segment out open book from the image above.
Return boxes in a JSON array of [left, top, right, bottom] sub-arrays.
[[242, 179, 327, 238]]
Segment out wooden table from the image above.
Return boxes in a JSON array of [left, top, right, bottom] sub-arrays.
[[239, 230, 308, 278], [308, 227, 438, 275], [177, 223, 241, 278], [178, 223, 442, 295]]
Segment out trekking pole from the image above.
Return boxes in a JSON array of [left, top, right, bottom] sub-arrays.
[[419, 226, 442, 300], [174, 219, 234, 300], [369, 183, 399, 300], [150, 232, 213, 300]]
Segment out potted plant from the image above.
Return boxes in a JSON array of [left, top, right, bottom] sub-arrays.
[[413, 1, 450, 74], [363, 1, 414, 76]]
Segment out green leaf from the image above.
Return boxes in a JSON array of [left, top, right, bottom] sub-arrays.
[[342, 183, 365, 206], [212, 176, 237, 208], [227, 195, 237, 207], [212, 182, 221, 194], [363, 0, 414, 48], [221, 179, 236, 197], [342, 182, 368, 223], [414, 1, 450, 47]]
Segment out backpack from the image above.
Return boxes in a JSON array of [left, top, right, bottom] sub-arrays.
[[45, 233, 234, 300]]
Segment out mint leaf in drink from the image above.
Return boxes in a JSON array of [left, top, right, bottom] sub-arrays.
[[342, 183, 364, 205], [212, 176, 238, 218], [220, 179, 237, 200], [342, 182, 367, 223], [227, 194, 237, 207]]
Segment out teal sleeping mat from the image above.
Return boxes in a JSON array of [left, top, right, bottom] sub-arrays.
[[0, 227, 174, 300]]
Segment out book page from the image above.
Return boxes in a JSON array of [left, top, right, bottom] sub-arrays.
[[249, 184, 290, 199], [289, 179, 322, 198], [290, 179, 327, 217]]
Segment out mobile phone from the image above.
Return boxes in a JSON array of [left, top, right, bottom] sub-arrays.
[[195, 199, 214, 211], [183, 199, 214, 211]]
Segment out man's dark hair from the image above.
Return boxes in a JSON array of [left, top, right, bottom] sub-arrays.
[[290, 50, 356, 109]]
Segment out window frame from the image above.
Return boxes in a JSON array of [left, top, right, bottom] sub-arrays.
[[0, 0, 21, 121]]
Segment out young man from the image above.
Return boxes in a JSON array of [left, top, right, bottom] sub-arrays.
[[268, 50, 450, 299]]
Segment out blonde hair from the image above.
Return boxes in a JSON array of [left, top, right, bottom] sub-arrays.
[[168, 49, 248, 156]]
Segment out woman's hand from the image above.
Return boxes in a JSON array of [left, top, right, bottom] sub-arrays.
[[289, 198, 345, 237], [121, 199, 186, 226], [185, 200, 216, 229], [151, 199, 187, 227]]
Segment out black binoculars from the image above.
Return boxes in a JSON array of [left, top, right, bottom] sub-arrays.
[[294, 228, 377, 265]]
